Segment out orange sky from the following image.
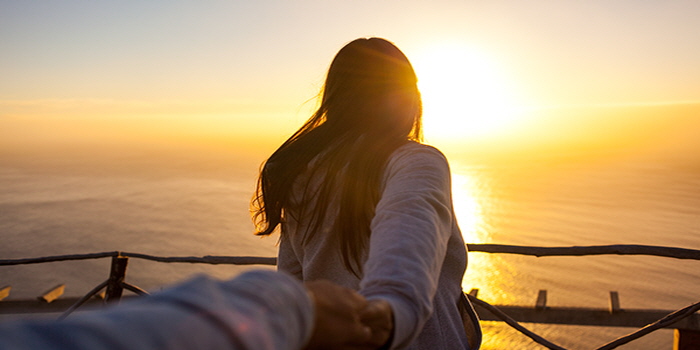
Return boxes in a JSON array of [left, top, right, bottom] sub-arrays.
[[1, 1, 698, 161]]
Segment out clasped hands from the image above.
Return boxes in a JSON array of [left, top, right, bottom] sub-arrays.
[[304, 281, 393, 350]]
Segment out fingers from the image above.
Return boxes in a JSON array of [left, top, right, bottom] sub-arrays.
[[303, 281, 394, 350], [360, 299, 392, 321], [304, 280, 372, 350], [360, 299, 394, 348]]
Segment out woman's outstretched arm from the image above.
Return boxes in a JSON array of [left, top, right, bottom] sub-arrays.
[[360, 144, 455, 349]]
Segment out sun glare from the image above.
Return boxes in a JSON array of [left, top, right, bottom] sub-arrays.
[[411, 44, 524, 142]]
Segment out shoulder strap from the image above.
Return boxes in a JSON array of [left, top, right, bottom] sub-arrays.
[[458, 292, 482, 349]]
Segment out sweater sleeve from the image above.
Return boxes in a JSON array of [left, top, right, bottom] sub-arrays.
[[359, 144, 454, 349], [0, 270, 314, 350]]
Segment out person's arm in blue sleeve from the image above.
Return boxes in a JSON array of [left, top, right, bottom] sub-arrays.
[[0, 270, 372, 350]]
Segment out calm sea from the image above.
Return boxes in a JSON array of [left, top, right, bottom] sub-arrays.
[[1, 146, 699, 349]]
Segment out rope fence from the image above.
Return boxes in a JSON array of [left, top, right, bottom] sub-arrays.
[[2, 244, 699, 349], [466, 243, 700, 260], [0, 251, 277, 266]]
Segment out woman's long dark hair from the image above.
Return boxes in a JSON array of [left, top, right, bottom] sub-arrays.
[[252, 37, 422, 275]]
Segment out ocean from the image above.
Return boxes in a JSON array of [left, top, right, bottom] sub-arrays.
[[1, 145, 699, 349]]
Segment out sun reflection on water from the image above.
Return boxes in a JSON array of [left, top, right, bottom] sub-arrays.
[[451, 167, 520, 305], [451, 172, 484, 243]]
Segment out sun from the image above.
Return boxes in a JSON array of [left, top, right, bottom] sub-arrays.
[[410, 44, 524, 142]]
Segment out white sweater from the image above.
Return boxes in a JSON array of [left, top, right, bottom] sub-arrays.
[[279, 142, 480, 349]]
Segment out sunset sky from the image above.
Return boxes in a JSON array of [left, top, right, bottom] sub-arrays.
[[1, 1, 699, 160]]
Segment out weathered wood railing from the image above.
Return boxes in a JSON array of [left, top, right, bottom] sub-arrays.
[[1, 244, 699, 349]]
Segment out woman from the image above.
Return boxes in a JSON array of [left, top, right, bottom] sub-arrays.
[[252, 37, 481, 349]]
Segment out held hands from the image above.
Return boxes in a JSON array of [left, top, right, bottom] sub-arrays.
[[304, 281, 393, 350], [360, 299, 393, 349]]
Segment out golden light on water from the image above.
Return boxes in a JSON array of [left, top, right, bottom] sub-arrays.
[[451, 172, 485, 243], [452, 169, 520, 305]]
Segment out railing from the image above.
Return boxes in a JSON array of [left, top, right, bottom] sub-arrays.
[[1, 244, 699, 349], [466, 244, 700, 350], [0, 251, 276, 319]]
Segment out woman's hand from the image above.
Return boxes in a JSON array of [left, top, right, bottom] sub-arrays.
[[303, 281, 394, 350], [304, 280, 372, 350], [361, 299, 394, 349]]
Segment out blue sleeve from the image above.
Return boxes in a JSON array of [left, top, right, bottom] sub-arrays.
[[0, 270, 314, 350]]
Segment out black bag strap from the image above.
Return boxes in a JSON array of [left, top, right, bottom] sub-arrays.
[[458, 291, 482, 349]]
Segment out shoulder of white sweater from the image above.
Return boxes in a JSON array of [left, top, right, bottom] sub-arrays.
[[387, 141, 449, 169]]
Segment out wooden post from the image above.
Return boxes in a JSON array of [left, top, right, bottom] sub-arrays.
[[674, 329, 700, 350], [105, 254, 129, 304], [536, 290, 547, 310], [96, 290, 106, 300], [610, 291, 621, 313], [0, 286, 10, 301], [38, 284, 65, 303]]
